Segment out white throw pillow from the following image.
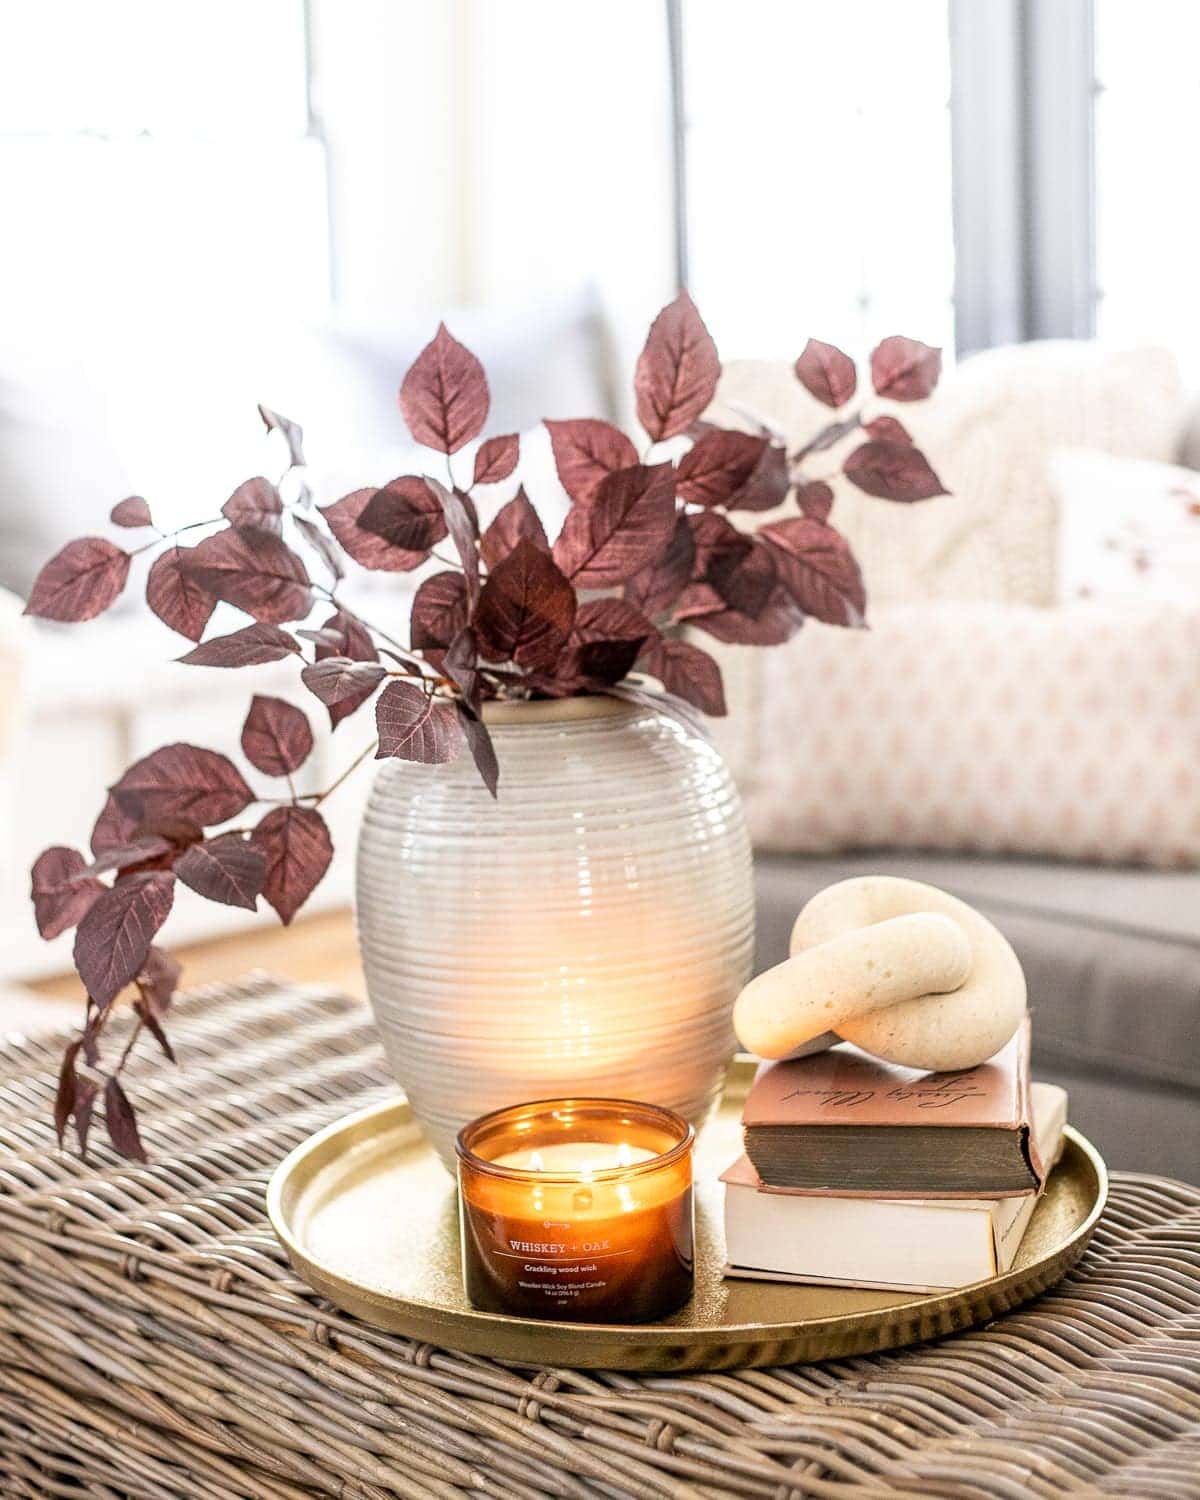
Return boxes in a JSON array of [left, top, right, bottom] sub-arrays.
[[715, 602, 1200, 868], [1052, 447, 1200, 606]]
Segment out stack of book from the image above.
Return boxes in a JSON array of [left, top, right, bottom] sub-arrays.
[[722, 1020, 1068, 1292]]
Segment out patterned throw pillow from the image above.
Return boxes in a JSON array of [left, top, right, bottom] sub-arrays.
[[714, 603, 1200, 868], [1052, 447, 1200, 606]]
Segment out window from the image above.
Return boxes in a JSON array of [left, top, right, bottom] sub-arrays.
[[0, 1, 328, 525], [677, 0, 955, 360], [1094, 0, 1200, 373], [0, 1, 327, 336]]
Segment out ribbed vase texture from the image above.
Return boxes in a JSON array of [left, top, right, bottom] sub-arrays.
[[356, 700, 755, 1166]]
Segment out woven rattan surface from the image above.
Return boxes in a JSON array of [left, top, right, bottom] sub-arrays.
[[1, 976, 1197, 1500]]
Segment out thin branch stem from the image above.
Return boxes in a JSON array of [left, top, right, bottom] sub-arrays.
[[790, 410, 862, 465], [116, 1018, 144, 1075], [315, 740, 378, 807]]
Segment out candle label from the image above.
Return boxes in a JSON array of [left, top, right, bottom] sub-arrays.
[[461, 1193, 694, 1321], [498, 1220, 631, 1307]]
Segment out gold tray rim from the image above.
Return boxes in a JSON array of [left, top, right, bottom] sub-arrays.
[[267, 1064, 1109, 1371]]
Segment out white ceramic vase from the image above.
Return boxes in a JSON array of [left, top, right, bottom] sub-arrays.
[[356, 695, 755, 1167]]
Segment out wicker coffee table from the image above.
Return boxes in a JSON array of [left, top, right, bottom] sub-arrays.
[[1, 977, 1197, 1499]]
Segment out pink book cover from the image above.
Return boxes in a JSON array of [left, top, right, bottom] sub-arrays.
[[740, 1018, 1042, 1197]]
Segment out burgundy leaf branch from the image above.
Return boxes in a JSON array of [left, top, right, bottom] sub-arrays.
[[24, 301, 945, 1158]]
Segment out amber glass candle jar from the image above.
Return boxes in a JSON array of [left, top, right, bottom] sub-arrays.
[[456, 1098, 694, 1323]]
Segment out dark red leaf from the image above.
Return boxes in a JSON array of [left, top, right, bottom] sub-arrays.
[[25, 537, 130, 622], [112, 744, 254, 827], [221, 476, 283, 534], [293, 514, 346, 581], [544, 419, 639, 504], [624, 513, 696, 619], [134, 817, 204, 853], [674, 575, 793, 630], [869, 336, 942, 401], [456, 485, 480, 536], [137, 945, 181, 1016], [688, 510, 752, 582], [32, 847, 106, 940], [91, 796, 138, 857], [761, 516, 867, 625], [319, 488, 429, 572], [241, 694, 313, 776], [686, 588, 803, 645], [104, 1076, 147, 1162], [473, 433, 520, 485], [375, 682, 465, 763], [481, 487, 549, 569], [252, 805, 333, 925], [842, 440, 947, 502], [399, 323, 489, 454], [475, 538, 576, 669], [726, 442, 791, 513], [175, 833, 266, 910], [359, 476, 449, 552], [177, 622, 301, 668], [54, 1041, 81, 1147], [863, 414, 913, 446], [183, 526, 311, 623], [442, 627, 482, 709], [708, 538, 777, 618], [74, 1075, 99, 1155], [411, 570, 470, 652], [560, 599, 657, 685], [676, 430, 767, 508], [794, 338, 857, 408], [301, 656, 387, 706], [145, 545, 217, 642], [796, 480, 834, 521], [315, 609, 379, 729], [73, 871, 175, 1009], [427, 477, 480, 599], [634, 291, 721, 442], [639, 637, 727, 716], [673, 582, 724, 620], [80, 1013, 100, 1067], [81, 835, 173, 878], [318, 611, 373, 663], [133, 1000, 176, 1063], [110, 496, 152, 529], [258, 404, 306, 468], [552, 462, 676, 587], [298, 626, 346, 648], [457, 704, 499, 798]]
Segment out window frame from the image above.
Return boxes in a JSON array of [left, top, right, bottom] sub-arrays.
[[949, 0, 1096, 355], [667, 0, 1098, 357]]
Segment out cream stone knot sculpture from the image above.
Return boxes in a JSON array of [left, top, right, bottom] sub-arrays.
[[734, 876, 1027, 1072]]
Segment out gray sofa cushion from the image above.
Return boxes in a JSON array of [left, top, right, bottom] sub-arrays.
[[753, 852, 1200, 1092]]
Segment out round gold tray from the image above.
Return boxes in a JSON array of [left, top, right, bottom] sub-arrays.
[[267, 1060, 1107, 1372]]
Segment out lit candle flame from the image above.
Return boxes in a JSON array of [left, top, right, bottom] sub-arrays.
[[617, 1142, 633, 1167], [529, 1149, 544, 1172]]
